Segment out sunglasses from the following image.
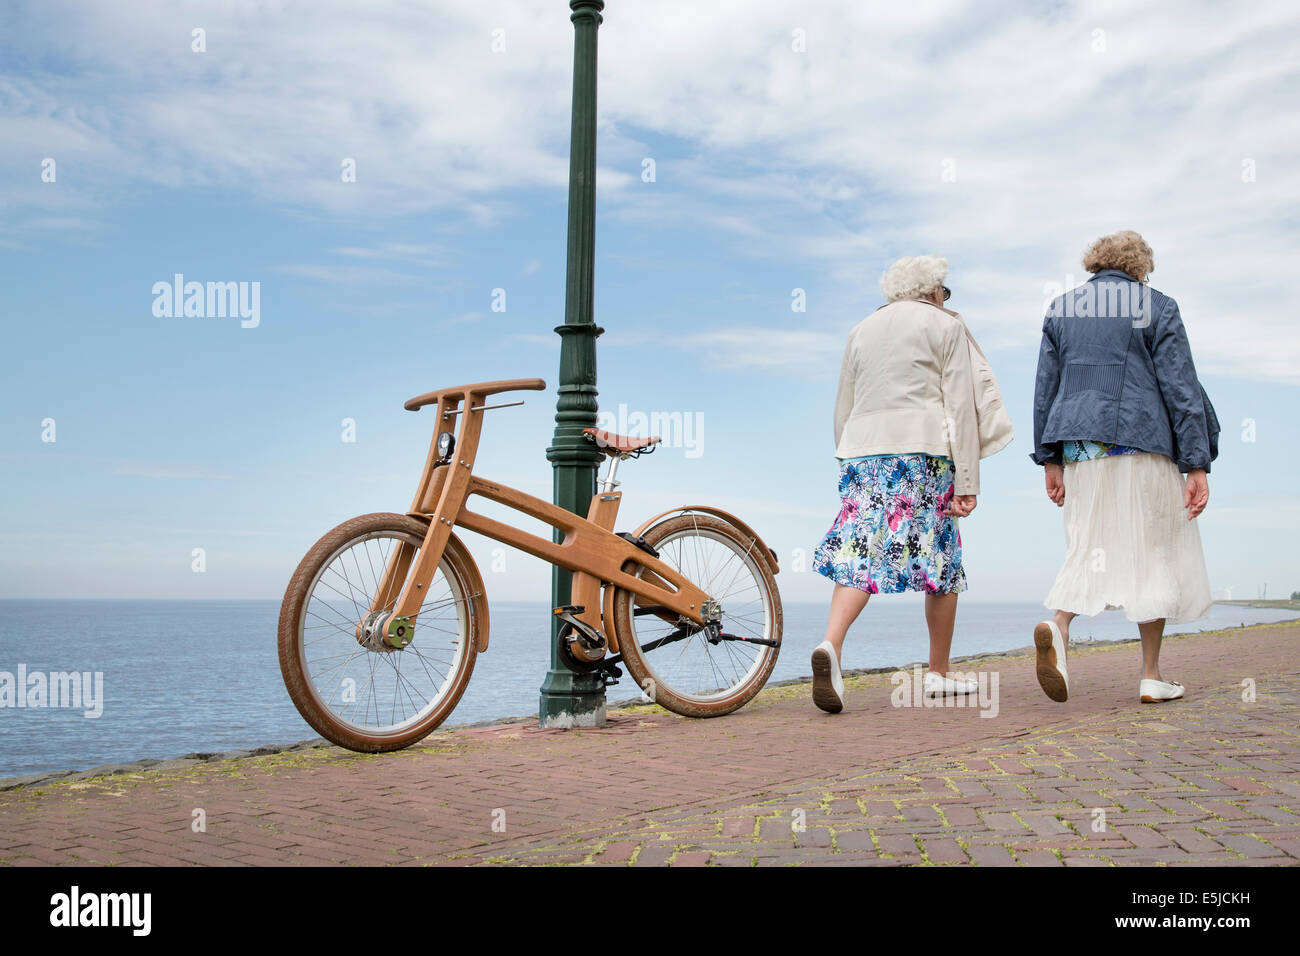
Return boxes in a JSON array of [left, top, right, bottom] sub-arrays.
[[942, 286, 951, 301]]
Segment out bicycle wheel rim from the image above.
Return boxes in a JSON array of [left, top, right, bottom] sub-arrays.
[[621, 524, 777, 704], [296, 529, 469, 739]]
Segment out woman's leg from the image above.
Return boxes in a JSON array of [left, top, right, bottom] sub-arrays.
[[925, 592, 958, 673], [1053, 609, 1077, 653], [823, 582, 869, 663], [1033, 609, 1077, 702], [1138, 618, 1166, 680]]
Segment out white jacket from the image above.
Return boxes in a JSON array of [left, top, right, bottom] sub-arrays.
[[832, 299, 1013, 496], [956, 310, 1015, 462]]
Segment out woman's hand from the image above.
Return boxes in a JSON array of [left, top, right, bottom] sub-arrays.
[[1184, 468, 1209, 519], [946, 495, 977, 517], [1044, 463, 1065, 507]]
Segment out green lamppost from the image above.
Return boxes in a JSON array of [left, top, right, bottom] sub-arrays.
[[540, 0, 607, 728]]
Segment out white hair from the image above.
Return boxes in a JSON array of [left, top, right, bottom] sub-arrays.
[[879, 255, 948, 302]]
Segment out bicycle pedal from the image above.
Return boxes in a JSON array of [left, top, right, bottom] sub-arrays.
[[552, 604, 585, 616]]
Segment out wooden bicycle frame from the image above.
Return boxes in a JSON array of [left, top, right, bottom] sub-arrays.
[[369, 379, 713, 651]]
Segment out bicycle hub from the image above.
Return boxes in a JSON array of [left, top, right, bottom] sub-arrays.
[[357, 609, 409, 653], [385, 616, 415, 649]]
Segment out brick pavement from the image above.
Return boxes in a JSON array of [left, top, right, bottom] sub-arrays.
[[1, 621, 1297, 866]]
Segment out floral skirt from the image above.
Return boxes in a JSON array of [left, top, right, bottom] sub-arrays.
[[813, 454, 966, 594]]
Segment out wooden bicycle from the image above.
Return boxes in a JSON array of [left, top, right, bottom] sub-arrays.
[[278, 378, 783, 752]]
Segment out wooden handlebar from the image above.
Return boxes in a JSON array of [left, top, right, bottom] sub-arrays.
[[404, 378, 547, 411]]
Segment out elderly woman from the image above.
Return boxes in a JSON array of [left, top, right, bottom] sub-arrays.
[[1031, 230, 1219, 705], [810, 255, 1012, 713]]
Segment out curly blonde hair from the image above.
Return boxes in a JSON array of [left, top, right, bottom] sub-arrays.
[[879, 254, 948, 302], [1082, 230, 1154, 282]]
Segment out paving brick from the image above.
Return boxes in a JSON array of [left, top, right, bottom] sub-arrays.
[[966, 844, 1017, 867], [4, 623, 1300, 869], [921, 837, 968, 864], [1218, 833, 1288, 859]]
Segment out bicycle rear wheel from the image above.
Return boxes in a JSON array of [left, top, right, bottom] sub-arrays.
[[278, 512, 481, 752], [612, 512, 782, 717]]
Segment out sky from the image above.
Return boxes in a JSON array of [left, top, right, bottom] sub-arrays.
[[1, 0, 1298, 605]]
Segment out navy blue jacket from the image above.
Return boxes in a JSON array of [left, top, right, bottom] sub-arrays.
[[1031, 270, 1219, 473]]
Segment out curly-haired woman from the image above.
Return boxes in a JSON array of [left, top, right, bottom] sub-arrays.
[[809, 255, 1013, 713], [1031, 230, 1219, 705]]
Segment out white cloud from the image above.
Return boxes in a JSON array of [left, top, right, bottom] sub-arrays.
[[4, 0, 1298, 378], [680, 325, 844, 377], [332, 243, 449, 266], [275, 263, 422, 285]]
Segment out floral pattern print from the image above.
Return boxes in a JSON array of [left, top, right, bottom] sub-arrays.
[[1063, 439, 1142, 462], [813, 454, 966, 595]]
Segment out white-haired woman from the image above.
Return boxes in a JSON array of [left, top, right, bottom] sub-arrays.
[[1031, 230, 1218, 705], [810, 255, 1013, 712]]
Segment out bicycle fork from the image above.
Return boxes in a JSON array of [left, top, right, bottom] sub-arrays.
[[365, 392, 475, 650]]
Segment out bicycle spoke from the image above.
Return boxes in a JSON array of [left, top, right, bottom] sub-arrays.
[[296, 528, 471, 737], [623, 523, 776, 704]]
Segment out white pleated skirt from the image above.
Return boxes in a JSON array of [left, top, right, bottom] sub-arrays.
[[1044, 452, 1212, 624]]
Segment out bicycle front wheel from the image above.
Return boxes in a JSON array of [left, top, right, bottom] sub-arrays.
[[613, 512, 782, 718], [278, 512, 481, 752]]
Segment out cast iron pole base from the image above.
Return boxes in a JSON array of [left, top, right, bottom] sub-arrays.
[[539, 669, 607, 729]]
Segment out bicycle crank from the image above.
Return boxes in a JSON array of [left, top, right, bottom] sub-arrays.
[[554, 604, 610, 670]]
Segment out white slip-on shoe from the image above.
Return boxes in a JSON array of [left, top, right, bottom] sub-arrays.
[[923, 671, 979, 697], [1033, 621, 1069, 702], [1139, 678, 1185, 703], [811, 641, 845, 713]]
